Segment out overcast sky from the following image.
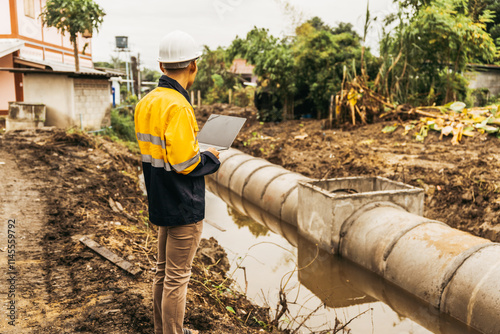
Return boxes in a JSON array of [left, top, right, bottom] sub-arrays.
[[92, 0, 397, 69]]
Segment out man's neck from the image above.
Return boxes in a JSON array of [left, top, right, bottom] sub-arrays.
[[165, 73, 189, 89]]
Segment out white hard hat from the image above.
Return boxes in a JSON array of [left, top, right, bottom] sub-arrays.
[[158, 30, 202, 68]]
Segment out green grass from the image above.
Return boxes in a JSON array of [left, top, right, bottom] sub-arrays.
[[100, 108, 139, 153]]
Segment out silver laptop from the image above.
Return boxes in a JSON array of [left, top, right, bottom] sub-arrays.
[[198, 114, 246, 152]]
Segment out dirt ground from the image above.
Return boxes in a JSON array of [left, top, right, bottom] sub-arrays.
[[198, 103, 500, 242], [1, 102, 500, 333], [0, 128, 271, 334]]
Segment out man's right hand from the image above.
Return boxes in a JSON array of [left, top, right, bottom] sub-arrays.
[[206, 147, 220, 159]]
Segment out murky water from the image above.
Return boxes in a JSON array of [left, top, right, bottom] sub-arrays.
[[202, 189, 480, 334]]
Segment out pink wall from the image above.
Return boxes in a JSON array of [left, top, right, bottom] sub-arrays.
[[0, 54, 16, 111], [0, 1, 11, 34], [16, 0, 42, 40]]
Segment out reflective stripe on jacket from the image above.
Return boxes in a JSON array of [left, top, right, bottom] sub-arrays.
[[135, 75, 220, 226]]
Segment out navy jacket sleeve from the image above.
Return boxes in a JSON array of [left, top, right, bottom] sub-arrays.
[[187, 151, 220, 177]]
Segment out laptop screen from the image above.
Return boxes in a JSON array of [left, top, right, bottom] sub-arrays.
[[197, 114, 246, 148]]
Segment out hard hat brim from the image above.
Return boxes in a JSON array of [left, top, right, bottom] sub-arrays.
[[157, 51, 202, 65]]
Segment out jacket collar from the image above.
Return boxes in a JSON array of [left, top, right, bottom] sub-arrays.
[[158, 75, 191, 105]]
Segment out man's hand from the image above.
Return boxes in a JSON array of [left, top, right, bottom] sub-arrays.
[[206, 147, 220, 159]]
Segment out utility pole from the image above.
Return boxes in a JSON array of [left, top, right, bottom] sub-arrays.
[[125, 57, 130, 94], [131, 56, 139, 98], [137, 53, 142, 99]]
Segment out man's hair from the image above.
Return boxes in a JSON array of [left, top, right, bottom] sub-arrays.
[[161, 60, 192, 70], [161, 60, 196, 75]]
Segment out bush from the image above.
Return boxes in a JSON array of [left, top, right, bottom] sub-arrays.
[[107, 109, 136, 142], [233, 84, 255, 107]]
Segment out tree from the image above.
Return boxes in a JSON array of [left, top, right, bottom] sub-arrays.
[[293, 20, 366, 118], [190, 46, 237, 104], [41, 0, 105, 72], [379, 0, 496, 105], [228, 27, 296, 121]]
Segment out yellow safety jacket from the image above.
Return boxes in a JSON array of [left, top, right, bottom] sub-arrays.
[[135, 75, 220, 226]]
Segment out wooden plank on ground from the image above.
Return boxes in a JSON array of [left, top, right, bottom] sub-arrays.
[[79, 235, 142, 276], [204, 219, 226, 232]]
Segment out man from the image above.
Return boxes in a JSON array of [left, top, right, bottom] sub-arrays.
[[134, 30, 220, 334]]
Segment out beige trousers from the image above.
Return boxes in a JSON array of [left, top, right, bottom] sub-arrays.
[[153, 221, 203, 334]]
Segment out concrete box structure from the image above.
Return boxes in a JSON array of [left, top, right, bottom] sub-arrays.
[[297, 176, 424, 253], [6, 101, 45, 129], [17, 72, 111, 130]]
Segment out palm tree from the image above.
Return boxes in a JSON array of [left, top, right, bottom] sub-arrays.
[[40, 0, 105, 72]]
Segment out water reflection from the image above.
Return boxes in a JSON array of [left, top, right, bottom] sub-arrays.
[[297, 237, 480, 334], [228, 206, 270, 237], [205, 178, 480, 334]]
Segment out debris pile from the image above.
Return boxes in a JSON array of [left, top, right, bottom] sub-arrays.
[[381, 102, 500, 144]]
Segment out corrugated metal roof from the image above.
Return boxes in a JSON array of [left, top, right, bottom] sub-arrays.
[[14, 56, 109, 75]]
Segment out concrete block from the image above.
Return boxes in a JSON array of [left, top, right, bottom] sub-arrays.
[[8, 102, 46, 122], [6, 119, 45, 130]]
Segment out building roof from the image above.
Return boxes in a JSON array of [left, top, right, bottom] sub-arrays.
[[14, 56, 108, 75], [0, 39, 24, 59], [0, 38, 113, 78], [230, 58, 255, 75], [0, 67, 113, 79], [0, 53, 116, 78]]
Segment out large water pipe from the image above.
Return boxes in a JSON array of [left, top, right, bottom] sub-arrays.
[[207, 148, 500, 333], [207, 181, 480, 333]]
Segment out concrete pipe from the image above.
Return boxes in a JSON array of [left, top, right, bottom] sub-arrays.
[[339, 202, 492, 308], [208, 149, 311, 226], [207, 149, 500, 333], [440, 244, 500, 332], [297, 236, 478, 334], [206, 177, 299, 247]]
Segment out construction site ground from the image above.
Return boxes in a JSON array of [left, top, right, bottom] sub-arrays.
[[0, 103, 499, 333]]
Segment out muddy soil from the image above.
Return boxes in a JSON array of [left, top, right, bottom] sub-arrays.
[[198, 104, 500, 242], [0, 128, 271, 334], [1, 102, 500, 333]]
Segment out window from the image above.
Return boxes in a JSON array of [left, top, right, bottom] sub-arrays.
[[24, 0, 35, 19]]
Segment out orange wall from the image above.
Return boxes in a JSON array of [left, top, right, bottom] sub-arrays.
[[1, 0, 93, 68], [0, 54, 16, 112]]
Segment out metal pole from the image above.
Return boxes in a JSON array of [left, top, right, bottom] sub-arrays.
[[125, 55, 130, 94], [137, 53, 142, 99], [130, 61, 135, 97]]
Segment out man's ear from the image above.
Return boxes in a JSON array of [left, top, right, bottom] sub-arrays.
[[159, 63, 165, 73], [189, 61, 197, 73]]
